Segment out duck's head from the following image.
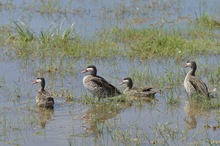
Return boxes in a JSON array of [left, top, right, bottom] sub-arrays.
[[183, 61, 197, 69], [81, 65, 97, 76], [32, 77, 45, 84], [32, 77, 45, 90], [119, 77, 133, 88]]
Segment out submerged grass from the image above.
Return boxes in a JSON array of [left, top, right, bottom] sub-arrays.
[[166, 96, 181, 105], [187, 94, 220, 110], [196, 13, 220, 29], [215, 66, 220, 83], [78, 94, 132, 106], [0, 1, 14, 11]]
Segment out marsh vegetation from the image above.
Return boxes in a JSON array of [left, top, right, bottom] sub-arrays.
[[0, 0, 220, 145]]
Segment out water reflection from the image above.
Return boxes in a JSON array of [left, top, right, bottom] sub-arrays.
[[37, 107, 54, 128], [81, 102, 131, 135], [130, 96, 158, 104], [184, 100, 210, 129]]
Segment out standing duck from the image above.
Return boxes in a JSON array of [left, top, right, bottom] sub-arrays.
[[183, 61, 209, 98], [119, 77, 156, 97], [32, 77, 55, 108], [81, 65, 121, 99]]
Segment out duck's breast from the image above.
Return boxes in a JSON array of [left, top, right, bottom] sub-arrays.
[[184, 75, 196, 96], [83, 75, 103, 95]]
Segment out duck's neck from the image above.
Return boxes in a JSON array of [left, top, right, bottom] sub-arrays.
[[127, 81, 133, 89], [40, 81, 45, 91], [91, 70, 97, 76], [188, 66, 196, 76]]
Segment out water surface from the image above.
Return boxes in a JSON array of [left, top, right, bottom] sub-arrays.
[[0, 0, 220, 145]]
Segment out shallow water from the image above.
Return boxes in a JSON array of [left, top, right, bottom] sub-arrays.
[[0, 54, 219, 145], [1, 0, 220, 145], [1, 0, 220, 38]]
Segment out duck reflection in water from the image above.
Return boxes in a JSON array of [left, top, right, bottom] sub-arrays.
[[184, 99, 210, 130], [37, 107, 54, 128], [81, 102, 131, 135]]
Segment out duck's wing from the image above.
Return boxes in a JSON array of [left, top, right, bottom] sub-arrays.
[[141, 86, 153, 92], [139, 90, 156, 96], [92, 76, 121, 94], [130, 86, 156, 97], [188, 76, 209, 97], [41, 90, 54, 98], [37, 90, 54, 108]]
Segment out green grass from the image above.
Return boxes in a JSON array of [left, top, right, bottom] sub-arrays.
[[1, 17, 220, 61], [166, 96, 181, 105], [2, 21, 120, 59], [111, 26, 220, 60], [216, 67, 220, 82], [196, 13, 220, 28], [13, 21, 34, 42], [187, 94, 218, 110]]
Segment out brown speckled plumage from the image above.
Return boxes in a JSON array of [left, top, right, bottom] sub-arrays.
[[183, 61, 209, 98], [119, 77, 156, 97], [33, 77, 54, 108], [82, 65, 121, 99]]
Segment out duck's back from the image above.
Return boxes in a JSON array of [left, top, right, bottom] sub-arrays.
[[125, 86, 156, 97], [36, 90, 54, 108], [83, 75, 121, 98], [184, 74, 209, 97]]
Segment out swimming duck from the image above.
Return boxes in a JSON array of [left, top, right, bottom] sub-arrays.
[[183, 61, 209, 98], [81, 65, 121, 99], [32, 77, 55, 108], [119, 77, 156, 97]]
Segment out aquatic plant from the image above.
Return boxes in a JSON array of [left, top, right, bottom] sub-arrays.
[[196, 13, 220, 28], [13, 21, 34, 42], [111, 26, 219, 60], [166, 96, 181, 105]]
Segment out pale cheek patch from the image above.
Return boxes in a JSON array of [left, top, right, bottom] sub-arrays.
[[123, 80, 129, 83], [87, 68, 94, 71], [36, 79, 42, 83], [186, 63, 191, 67]]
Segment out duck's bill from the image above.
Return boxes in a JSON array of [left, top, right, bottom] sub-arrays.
[[81, 69, 88, 73], [32, 81, 38, 84], [119, 81, 124, 85], [183, 65, 188, 68]]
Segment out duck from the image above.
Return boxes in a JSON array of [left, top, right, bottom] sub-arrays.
[[119, 77, 156, 97], [81, 65, 121, 99], [183, 61, 209, 98], [32, 77, 55, 108]]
